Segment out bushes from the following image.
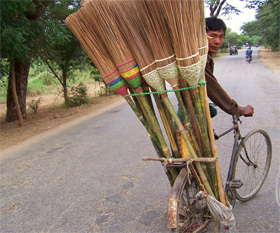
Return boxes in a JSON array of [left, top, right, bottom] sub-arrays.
[[28, 98, 41, 114], [66, 82, 89, 107]]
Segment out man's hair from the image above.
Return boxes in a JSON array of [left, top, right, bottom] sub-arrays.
[[206, 17, 227, 34]]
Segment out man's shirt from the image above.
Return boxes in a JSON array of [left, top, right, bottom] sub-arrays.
[[205, 55, 242, 116]]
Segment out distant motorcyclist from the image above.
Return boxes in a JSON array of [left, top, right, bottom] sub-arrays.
[[246, 46, 253, 61]]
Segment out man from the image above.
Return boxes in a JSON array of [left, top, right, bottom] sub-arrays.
[[246, 46, 253, 60], [205, 17, 254, 117]]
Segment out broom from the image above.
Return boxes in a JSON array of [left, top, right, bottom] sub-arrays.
[[83, 0, 180, 182], [82, 0, 174, 164], [65, 8, 164, 165], [109, 0, 215, 198], [135, 0, 217, 190], [194, 0, 228, 206], [107, 0, 181, 159], [138, 0, 209, 162], [159, 0, 220, 198]]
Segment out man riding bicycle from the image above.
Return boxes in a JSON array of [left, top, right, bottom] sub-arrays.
[[205, 17, 254, 117]]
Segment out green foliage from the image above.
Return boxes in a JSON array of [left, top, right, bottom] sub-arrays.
[[205, 0, 241, 17], [67, 82, 89, 107], [256, 0, 280, 50], [0, 0, 53, 62], [26, 63, 61, 96], [0, 76, 8, 104], [40, 1, 89, 102], [251, 35, 262, 46], [239, 34, 252, 46], [224, 29, 241, 47], [241, 0, 279, 50]]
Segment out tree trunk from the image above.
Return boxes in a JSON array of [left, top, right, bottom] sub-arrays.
[[10, 58, 24, 126], [62, 68, 68, 104], [5, 0, 51, 122], [6, 59, 30, 122]]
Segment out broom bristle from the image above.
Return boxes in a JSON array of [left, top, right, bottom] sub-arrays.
[[160, 0, 200, 67], [109, 0, 156, 76], [82, 0, 144, 89], [136, 0, 180, 88], [83, 0, 134, 70], [65, 11, 115, 76], [66, 6, 129, 96]]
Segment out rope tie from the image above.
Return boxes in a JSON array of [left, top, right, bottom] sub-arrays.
[[155, 54, 175, 63], [122, 81, 206, 97], [176, 52, 199, 61], [116, 58, 134, 67], [140, 61, 156, 72], [157, 60, 177, 71]]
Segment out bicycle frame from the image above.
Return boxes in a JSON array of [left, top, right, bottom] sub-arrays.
[[214, 115, 242, 193]]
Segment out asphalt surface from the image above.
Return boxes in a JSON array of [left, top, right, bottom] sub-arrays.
[[1, 47, 279, 232]]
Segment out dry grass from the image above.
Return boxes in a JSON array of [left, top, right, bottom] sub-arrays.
[[259, 48, 280, 75], [0, 84, 123, 150]]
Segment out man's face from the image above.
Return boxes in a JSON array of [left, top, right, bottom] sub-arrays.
[[207, 30, 225, 54]]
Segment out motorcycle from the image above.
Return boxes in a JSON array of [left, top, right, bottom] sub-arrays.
[[230, 47, 238, 55], [246, 55, 252, 63]]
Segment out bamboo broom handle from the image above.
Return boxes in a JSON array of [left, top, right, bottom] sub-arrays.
[[125, 96, 175, 186], [134, 87, 170, 158], [179, 80, 205, 156], [162, 97, 215, 198], [202, 77, 227, 206], [133, 87, 178, 181], [174, 90, 214, 188], [191, 88, 219, 198], [152, 92, 180, 158]]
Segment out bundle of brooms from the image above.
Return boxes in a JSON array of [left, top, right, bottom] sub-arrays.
[[66, 0, 234, 228]]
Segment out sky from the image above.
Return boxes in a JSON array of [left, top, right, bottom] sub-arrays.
[[204, 0, 257, 34]]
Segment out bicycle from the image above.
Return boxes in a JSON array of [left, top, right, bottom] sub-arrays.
[[146, 115, 272, 232]]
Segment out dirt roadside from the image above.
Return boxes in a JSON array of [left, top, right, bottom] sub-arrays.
[[1, 48, 279, 151]]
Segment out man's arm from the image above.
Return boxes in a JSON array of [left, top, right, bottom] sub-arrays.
[[205, 60, 254, 116]]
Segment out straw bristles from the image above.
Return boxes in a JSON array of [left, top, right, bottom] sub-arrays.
[[160, 0, 201, 87], [109, 0, 156, 76], [135, 0, 180, 88], [65, 10, 115, 76], [161, 0, 200, 67], [83, 0, 135, 72], [197, 0, 208, 78]]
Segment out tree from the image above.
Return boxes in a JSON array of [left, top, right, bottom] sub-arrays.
[[256, 0, 280, 51], [241, 0, 279, 50], [204, 0, 267, 18], [224, 29, 241, 47], [205, 0, 241, 17], [251, 35, 263, 46], [1, 0, 53, 122], [241, 21, 261, 37], [239, 34, 253, 46], [39, 0, 83, 104]]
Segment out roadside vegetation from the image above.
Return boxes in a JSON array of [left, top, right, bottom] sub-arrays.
[[0, 63, 111, 105]]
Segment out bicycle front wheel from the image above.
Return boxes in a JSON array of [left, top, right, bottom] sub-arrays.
[[232, 129, 272, 201]]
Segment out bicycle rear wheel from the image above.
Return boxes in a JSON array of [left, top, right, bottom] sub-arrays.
[[169, 168, 208, 233], [232, 129, 272, 201]]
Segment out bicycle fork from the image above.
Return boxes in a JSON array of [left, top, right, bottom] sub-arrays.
[[225, 131, 243, 202]]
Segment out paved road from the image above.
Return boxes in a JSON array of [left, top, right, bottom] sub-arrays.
[[1, 48, 279, 232]]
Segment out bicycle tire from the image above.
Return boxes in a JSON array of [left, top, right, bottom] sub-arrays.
[[169, 168, 208, 233], [231, 129, 272, 201], [276, 171, 280, 207]]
